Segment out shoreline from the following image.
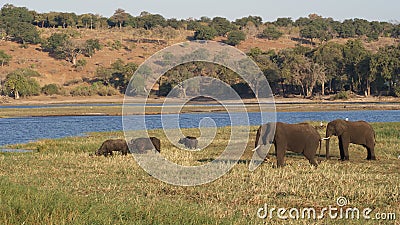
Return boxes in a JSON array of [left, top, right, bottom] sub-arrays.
[[1, 95, 399, 118]]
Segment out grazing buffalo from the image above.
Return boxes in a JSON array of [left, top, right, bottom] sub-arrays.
[[178, 136, 198, 149], [96, 139, 129, 156], [130, 137, 161, 153]]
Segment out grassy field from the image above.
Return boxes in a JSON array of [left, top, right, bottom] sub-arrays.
[[0, 122, 399, 224]]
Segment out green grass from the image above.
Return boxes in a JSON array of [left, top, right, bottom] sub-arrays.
[[1, 122, 399, 224]]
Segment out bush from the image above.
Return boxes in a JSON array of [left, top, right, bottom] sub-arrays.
[[194, 26, 217, 40], [331, 91, 349, 100], [70, 82, 119, 96], [70, 85, 94, 96], [226, 30, 246, 46], [41, 84, 60, 95], [259, 25, 283, 40], [394, 86, 400, 97]]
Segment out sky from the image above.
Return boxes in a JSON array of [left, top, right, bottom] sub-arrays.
[[2, 0, 399, 22]]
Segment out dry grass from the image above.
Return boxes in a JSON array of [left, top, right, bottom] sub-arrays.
[[0, 122, 399, 224]]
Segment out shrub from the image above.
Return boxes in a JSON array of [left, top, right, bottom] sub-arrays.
[[259, 25, 283, 40], [226, 30, 246, 46], [70, 82, 119, 96], [331, 91, 349, 100], [394, 86, 400, 97], [41, 84, 60, 95]]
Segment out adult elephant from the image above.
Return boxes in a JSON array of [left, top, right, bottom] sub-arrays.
[[325, 119, 376, 160], [254, 122, 321, 167]]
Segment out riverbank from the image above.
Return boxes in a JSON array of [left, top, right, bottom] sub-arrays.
[[1, 123, 399, 224], [1, 95, 400, 118]]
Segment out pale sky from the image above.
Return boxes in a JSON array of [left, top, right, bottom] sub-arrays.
[[2, 0, 399, 22]]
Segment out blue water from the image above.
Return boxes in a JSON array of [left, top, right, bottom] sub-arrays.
[[1, 110, 400, 146]]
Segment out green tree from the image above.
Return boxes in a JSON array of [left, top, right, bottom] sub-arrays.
[[0, 4, 40, 44], [334, 19, 356, 38], [234, 16, 263, 28], [274, 17, 293, 27], [84, 39, 101, 58], [41, 84, 60, 95], [369, 44, 400, 95], [259, 25, 283, 40], [109, 8, 130, 28], [343, 39, 370, 93], [0, 50, 12, 67], [4, 68, 41, 99], [194, 25, 217, 40], [226, 30, 246, 46], [211, 17, 237, 36], [313, 42, 345, 93], [42, 33, 69, 59]]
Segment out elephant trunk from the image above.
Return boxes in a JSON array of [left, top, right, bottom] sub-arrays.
[[325, 130, 332, 159]]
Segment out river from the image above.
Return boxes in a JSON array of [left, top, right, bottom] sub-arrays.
[[1, 110, 400, 146]]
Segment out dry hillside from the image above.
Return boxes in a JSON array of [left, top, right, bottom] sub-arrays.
[[0, 27, 398, 89]]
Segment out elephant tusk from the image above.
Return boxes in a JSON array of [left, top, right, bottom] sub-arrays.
[[252, 145, 261, 152], [321, 137, 330, 141]]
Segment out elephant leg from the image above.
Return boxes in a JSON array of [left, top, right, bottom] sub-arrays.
[[341, 138, 350, 160], [366, 145, 376, 160], [338, 137, 349, 160], [338, 138, 345, 160], [275, 144, 286, 167], [303, 150, 318, 167]]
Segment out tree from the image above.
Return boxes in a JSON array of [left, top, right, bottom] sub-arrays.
[[234, 16, 263, 28], [259, 25, 283, 40], [42, 33, 69, 59], [194, 25, 217, 40], [84, 39, 101, 58], [4, 68, 41, 99], [6, 22, 41, 44], [313, 42, 345, 93], [274, 17, 293, 27], [0, 4, 40, 44], [0, 50, 12, 67], [226, 30, 246, 46], [343, 39, 370, 93], [335, 19, 356, 38], [369, 44, 400, 95], [141, 14, 166, 30], [211, 17, 237, 36], [109, 8, 130, 28]]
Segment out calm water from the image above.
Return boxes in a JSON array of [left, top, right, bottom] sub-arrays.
[[1, 110, 400, 146]]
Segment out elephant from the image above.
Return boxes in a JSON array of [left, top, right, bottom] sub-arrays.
[[129, 137, 161, 153], [96, 139, 129, 156], [325, 119, 376, 160], [254, 122, 321, 167], [178, 136, 198, 149]]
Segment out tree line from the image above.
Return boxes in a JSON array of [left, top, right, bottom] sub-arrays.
[[1, 4, 400, 46]]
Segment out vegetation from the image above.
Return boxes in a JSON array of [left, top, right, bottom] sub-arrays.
[[1, 123, 399, 224], [41, 83, 60, 95], [3, 68, 41, 98], [226, 30, 246, 46], [260, 25, 283, 40], [0, 50, 11, 66], [1, 4, 400, 98]]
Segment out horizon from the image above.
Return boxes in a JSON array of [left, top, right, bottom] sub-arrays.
[[2, 0, 399, 23]]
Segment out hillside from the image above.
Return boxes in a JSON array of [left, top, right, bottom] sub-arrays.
[[1, 27, 398, 88]]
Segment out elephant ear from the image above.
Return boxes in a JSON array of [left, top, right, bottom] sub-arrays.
[[335, 120, 348, 136]]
